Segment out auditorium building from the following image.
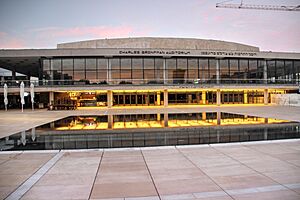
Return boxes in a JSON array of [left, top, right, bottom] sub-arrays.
[[0, 37, 299, 109]]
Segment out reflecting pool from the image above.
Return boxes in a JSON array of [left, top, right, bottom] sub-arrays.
[[0, 112, 299, 151]]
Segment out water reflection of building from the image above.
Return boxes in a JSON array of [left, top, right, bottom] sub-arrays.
[[2, 112, 299, 150], [0, 37, 299, 109]]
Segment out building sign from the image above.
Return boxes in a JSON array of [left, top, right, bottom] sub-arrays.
[[119, 50, 258, 57], [119, 50, 191, 55], [200, 51, 257, 57]]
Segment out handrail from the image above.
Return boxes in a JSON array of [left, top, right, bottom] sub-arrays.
[[0, 78, 299, 87]]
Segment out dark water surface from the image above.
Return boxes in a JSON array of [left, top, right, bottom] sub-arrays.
[[1, 112, 299, 151]]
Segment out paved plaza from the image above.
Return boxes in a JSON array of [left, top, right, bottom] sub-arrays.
[[0, 140, 300, 200], [0, 105, 300, 199]]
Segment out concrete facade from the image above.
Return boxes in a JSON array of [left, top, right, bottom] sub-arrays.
[[57, 37, 260, 52]]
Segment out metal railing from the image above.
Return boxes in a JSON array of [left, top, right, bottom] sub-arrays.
[[0, 78, 299, 88]]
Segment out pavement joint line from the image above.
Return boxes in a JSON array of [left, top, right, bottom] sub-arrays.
[[4, 151, 64, 200], [0, 152, 22, 166], [192, 190, 227, 198], [211, 144, 300, 196], [175, 146, 236, 200], [151, 183, 300, 200], [242, 141, 300, 170], [1, 138, 299, 154], [125, 196, 160, 200], [160, 193, 194, 200], [88, 149, 104, 200], [140, 150, 162, 200]]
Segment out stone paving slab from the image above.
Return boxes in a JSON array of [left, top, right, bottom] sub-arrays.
[[0, 140, 300, 199]]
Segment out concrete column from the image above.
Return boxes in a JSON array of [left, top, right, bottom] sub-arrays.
[[145, 95, 149, 105], [50, 122, 55, 129], [196, 92, 200, 104], [263, 60, 268, 84], [157, 113, 161, 121], [156, 92, 160, 106], [217, 89, 221, 106], [107, 90, 113, 108], [107, 58, 111, 84], [216, 59, 220, 84], [217, 111, 221, 125], [202, 112, 206, 121], [188, 94, 192, 104], [163, 58, 167, 84], [49, 92, 54, 105], [244, 90, 248, 104], [164, 89, 168, 107], [264, 89, 268, 105], [108, 115, 113, 129], [164, 112, 168, 127], [202, 91, 206, 105]]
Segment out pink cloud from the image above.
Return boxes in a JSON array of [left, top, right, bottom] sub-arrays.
[[0, 32, 25, 49], [36, 25, 136, 39], [0, 32, 7, 37]]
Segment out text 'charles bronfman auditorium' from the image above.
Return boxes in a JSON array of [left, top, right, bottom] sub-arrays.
[[0, 37, 299, 109]]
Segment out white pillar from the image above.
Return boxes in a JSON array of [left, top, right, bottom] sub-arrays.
[[217, 111, 221, 125], [263, 60, 268, 84], [164, 89, 168, 107], [264, 89, 268, 105], [216, 59, 220, 84], [244, 91, 248, 104], [108, 115, 113, 129], [163, 58, 167, 84], [217, 89, 221, 106], [164, 112, 168, 127], [49, 92, 54, 105], [202, 112, 206, 121], [107, 58, 111, 84], [156, 92, 161, 106], [107, 90, 113, 108], [202, 91, 206, 105]]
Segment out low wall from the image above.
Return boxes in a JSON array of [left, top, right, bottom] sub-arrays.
[[271, 94, 300, 107]]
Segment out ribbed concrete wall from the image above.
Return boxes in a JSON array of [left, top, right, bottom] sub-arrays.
[[57, 37, 259, 52]]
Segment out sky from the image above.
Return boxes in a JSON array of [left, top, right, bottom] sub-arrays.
[[0, 0, 299, 52]]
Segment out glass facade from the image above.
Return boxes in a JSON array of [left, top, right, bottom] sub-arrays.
[[42, 57, 300, 85]]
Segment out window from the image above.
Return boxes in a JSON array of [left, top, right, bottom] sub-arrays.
[[51, 59, 61, 71], [229, 59, 239, 78], [239, 59, 248, 80], [121, 58, 131, 80], [276, 60, 284, 81], [249, 60, 258, 79], [86, 58, 97, 71], [62, 59, 73, 71], [97, 58, 107, 82], [267, 60, 276, 81], [188, 58, 198, 80], [144, 58, 155, 81], [199, 59, 209, 80], [166, 58, 176, 82], [132, 58, 143, 81], [209, 59, 216, 80], [86, 71, 97, 83], [155, 58, 164, 81], [43, 59, 50, 71], [111, 58, 120, 80], [74, 58, 85, 70], [220, 59, 229, 79]]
